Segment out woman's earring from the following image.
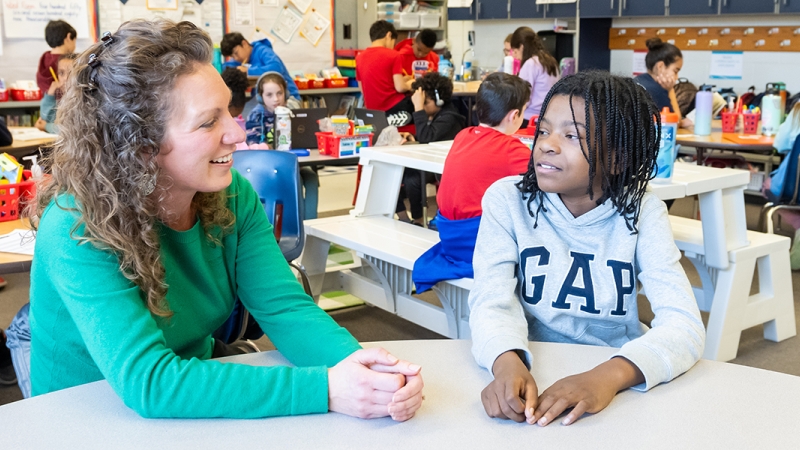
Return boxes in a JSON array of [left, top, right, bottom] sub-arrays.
[[139, 174, 157, 196]]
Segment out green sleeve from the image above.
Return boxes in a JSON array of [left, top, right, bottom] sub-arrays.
[[229, 170, 362, 367], [35, 189, 356, 419]]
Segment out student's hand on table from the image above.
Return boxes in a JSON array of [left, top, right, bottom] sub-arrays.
[[679, 117, 693, 129], [532, 357, 644, 427], [399, 132, 416, 144], [481, 350, 538, 423], [654, 71, 677, 91], [328, 347, 424, 421], [34, 118, 47, 132], [411, 88, 426, 111]]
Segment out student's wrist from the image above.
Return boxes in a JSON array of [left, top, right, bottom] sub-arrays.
[[596, 357, 644, 392], [492, 350, 527, 376]]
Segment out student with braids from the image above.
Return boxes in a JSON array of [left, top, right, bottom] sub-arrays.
[[469, 71, 704, 427], [509, 27, 559, 124], [221, 67, 250, 118]]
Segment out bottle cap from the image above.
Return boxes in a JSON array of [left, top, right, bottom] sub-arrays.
[[660, 107, 679, 124], [699, 84, 715, 92]]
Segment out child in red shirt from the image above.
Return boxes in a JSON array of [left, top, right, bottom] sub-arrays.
[[395, 29, 439, 79], [356, 20, 415, 127], [36, 20, 77, 93], [414, 73, 532, 292]]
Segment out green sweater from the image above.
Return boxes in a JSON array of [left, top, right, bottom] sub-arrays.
[[30, 170, 361, 418]]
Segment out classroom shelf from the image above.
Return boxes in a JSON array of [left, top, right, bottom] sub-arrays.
[[298, 87, 361, 95], [0, 101, 41, 110]]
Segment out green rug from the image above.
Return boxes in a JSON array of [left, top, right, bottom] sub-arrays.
[[318, 245, 365, 311]]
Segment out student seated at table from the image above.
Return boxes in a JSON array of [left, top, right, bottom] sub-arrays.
[[28, 19, 424, 421], [220, 32, 300, 101], [635, 38, 692, 129], [394, 29, 439, 78], [356, 20, 415, 128], [412, 73, 531, 291], [221, 66, 250, 120], [246, 71, 318, 219], [469, 71, 704, 427], [35, 53, 77, 134], [36, 20, 77, 94], [396, 73, 465, 226], [509, 27, 559, 126]]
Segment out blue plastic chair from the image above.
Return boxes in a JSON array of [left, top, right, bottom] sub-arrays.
[[760, 135, 800, 233], [215, 150, 313, 345]]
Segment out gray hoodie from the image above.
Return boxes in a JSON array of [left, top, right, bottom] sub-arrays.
[[469, 176, 705, 391]]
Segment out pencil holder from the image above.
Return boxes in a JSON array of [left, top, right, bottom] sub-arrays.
[[742, 113, 760, 135], [721, 112, 738, 133], [0, 179, 35, 222]]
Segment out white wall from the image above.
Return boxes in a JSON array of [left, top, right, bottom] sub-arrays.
[[610, 15, 800, 94], [0, 26, 94, 86]]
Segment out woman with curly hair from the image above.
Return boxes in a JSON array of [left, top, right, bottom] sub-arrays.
[[27, 19, 423, 420]]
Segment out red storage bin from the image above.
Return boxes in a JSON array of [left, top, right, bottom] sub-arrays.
[[9, 88, 43, 101], [721, 112, 738, 133], [0, 178, 36, 222], [315, 132, 372, 158], [324, 77, 349, 88], [295, 79, 309, 90], [0, 90, 9, 102], [309, 79, 325, 89]]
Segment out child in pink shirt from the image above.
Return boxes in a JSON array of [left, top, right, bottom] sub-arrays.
[[510, 27, 559, 122]]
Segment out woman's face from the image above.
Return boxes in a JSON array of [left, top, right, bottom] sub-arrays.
[[511, 45, 523, 61], [260, 81, 285, 113], [157, 64, 246, 202]]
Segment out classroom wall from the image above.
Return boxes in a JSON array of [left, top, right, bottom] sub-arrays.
[[609, 15, 800, 94]]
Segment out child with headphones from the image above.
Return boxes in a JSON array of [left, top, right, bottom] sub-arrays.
[[396, 73, 466, 225], [246, 72, 319, 219]]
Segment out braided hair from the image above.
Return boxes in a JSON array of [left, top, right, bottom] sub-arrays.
[[516, 71, 660, 233]]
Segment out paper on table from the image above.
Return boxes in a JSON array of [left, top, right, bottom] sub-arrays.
[[299, 9, 331, 47], [0, 229, 35, 256], [10, 128, 58, 142]]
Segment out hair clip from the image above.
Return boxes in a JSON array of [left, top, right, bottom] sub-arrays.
[[101, 31, 115, 47], [88, 53, 101, 69]]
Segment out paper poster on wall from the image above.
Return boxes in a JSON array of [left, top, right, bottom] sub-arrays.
[[446, 0, 472, 6], [234, 0, 254, 25], [299, 9, 329, 47], [632, 50, 647, 76], [147, 0, 178, 10], [289, 0, 311, 13], [271, 6, 302, 44], [2, 0, 91, 39], [709, 51, 743, 80], [257, 0, 278, 6]]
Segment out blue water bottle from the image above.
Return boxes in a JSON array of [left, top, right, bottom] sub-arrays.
[[653, 107, 679, 182], [695, 84, 714, 136]]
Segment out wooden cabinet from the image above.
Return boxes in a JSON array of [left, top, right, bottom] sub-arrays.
[[779, 0, 800, 12], [476, 0, 508, 19], [719, 0, 776, 14], [509, 0, 544, 18], [620, 0, 666, 16]]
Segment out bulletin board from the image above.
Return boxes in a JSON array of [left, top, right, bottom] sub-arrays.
[[97, 0, 224, 44], [224, 0, 334, 75], [1, 0, 95, 39]]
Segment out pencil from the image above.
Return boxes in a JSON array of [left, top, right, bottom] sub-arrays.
[[49, 67, 59, 83]]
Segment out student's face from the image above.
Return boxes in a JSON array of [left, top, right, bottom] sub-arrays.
[[413, 38, 433, 59], [511, 45, 523, 61], [260, 81, 285, 113], [423, 96, 441, 117], [231, 41, 251, 63], [657, 57, 683, 78], [56, 58, 73, 82], [503, 41, 512, 57], [533, 95, 603, 212], [157, 64, 246, 202]]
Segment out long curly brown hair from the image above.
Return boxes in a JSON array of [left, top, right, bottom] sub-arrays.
[[33, 19, 235, 317]]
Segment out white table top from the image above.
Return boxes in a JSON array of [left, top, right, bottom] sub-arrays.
[[2, 340, 798, 449], [359, 146, 751, 201]]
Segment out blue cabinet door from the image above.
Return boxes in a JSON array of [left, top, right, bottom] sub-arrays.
[[669, 0, 718, 15], [476, 0, 509, 19], [544, 2, 576, 17], [447, 7, 474, 20], [780, 0, 800, 12], [580, 0, 619, 17], [621, 0, 666, 16], [719, 0, 776, 14], [509, 0, 544, 18]]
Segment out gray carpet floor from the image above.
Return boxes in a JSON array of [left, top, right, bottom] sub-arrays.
[[1, 196, 798, 407]]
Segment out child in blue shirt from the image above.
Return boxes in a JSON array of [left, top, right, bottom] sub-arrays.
[[246, 72, 318, 219], [469, 71, 704, 427]]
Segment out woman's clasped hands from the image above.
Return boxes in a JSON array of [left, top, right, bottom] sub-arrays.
[[328, 347, 424, 422]]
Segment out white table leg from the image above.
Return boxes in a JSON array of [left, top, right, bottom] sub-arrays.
[[759, 249, 797, 343], [352, 160, 405, 218], [697, 186, 749, 270], [300, 234, 330, 301], [703, 257, 756, 361]]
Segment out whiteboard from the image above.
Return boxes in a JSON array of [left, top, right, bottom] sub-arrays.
[[2, 0, 91, 39], [97, 0, 223, 44], [226, 0, 334, 75]]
